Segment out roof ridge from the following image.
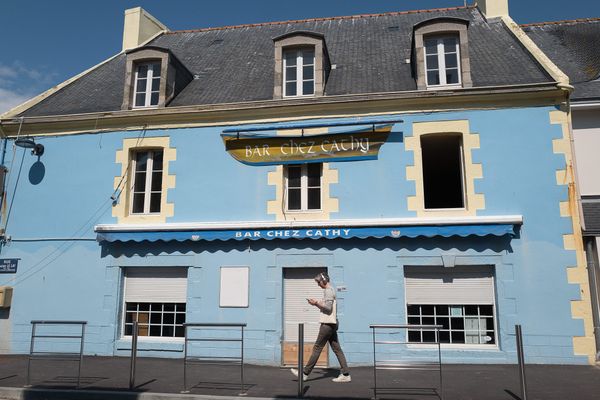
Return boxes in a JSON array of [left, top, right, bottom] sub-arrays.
[[521, 17, 600, 27], [165, 5, 475, 35]]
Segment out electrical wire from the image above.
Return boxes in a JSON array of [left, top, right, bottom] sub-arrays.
[[3, 147, 26, 234], [4, 198, 113, 287]]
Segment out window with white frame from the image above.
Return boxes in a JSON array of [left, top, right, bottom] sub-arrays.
[[131, 149, 163, 214], [421, 134, 465, 209], [404, 265, 496, 345], [122, 267, 188, 338], [285, 163, 322, 211], [424, 36, 460, 87], [283, 48, 315, 97], [133, 62, 161, 107]]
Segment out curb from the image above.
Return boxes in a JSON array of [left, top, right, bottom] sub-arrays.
[[0, 387, 299, 400]]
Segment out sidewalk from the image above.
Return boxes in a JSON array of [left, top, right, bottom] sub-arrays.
[[0, 354, 599, 400]]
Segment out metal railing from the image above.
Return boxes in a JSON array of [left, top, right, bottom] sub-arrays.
[[26, 320, 87, 388], [129, 321, 139, 390], [182, 323, 246, 395], [297, 323, 304, 398], [370, 324, 443, 400]]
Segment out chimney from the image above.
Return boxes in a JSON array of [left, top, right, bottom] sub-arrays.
[[478, 0, 509, 19], [122, 7, 168, 52]]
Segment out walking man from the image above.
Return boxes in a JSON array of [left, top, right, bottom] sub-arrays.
[[291, 272, 351, 382]]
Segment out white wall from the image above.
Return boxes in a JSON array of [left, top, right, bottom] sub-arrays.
[[573, 109, 600, 196]]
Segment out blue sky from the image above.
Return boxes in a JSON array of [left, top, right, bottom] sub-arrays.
[[1, 0, 599, 114]]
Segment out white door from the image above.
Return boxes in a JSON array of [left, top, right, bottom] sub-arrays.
[[282, 267, 328, 366]]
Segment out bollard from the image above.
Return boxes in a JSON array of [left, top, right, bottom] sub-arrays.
[[298, 323, 304, 398], [515, 325, 528, 400], [129, 321, 138, 390]]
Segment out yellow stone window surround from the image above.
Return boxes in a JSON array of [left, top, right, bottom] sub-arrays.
[[406, 120, 484, 217], [267, 127, 338, 221], [113, 136, 176, 224]]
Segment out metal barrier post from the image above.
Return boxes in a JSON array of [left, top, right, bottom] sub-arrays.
[[77, 323, 85, 389], [297, 323, 304, 398], [371, 326, 377, 400], [129, 321, 138, 390], [240, 325, 246, 396], [26, 322, 36, 387], [515, 325, 528, 400]]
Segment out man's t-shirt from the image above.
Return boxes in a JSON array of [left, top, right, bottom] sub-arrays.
[[319, 286, 337, 324]]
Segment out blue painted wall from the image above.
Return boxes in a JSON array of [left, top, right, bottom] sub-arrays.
[[0, 106, 585, 364]]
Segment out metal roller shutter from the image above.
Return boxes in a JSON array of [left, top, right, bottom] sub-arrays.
[[405, 265, 494, 305], [284, 267, 327, 342], [124, 267, 188, 303]]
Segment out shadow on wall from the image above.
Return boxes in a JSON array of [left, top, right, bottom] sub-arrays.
[[0, 307, 9, 320], [28, 161, 45, 185], [100, 233, 516, 259]]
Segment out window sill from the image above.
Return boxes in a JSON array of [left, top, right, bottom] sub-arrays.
[[116, 337, 184, 352], [425, 84, 462, 91]]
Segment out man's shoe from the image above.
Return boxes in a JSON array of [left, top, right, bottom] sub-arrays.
[[290, 368, 308, 380], [332, 373, 351, 383]]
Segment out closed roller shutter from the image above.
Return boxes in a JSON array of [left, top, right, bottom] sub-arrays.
[[124, 267, 188, 303], [405, 265, 494, 305], [284, 267, 327, 342]]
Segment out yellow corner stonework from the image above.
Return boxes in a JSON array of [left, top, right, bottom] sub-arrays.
[[550, 109, 596, 363], [113, 136, 176, 224], [405, 120, 484, 217]]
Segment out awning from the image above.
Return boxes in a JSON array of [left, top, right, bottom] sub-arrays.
[[95, 216, 521, 243]]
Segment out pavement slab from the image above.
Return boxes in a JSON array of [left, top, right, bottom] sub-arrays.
[[0, 355, 599, 399]]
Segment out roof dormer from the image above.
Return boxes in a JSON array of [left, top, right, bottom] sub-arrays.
[[273, 31, 330, 99]]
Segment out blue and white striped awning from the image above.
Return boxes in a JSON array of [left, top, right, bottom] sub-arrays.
[[95, 216, 521, 243]]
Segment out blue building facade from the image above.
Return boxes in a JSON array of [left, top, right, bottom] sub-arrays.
[[0, 3, 596, 365]]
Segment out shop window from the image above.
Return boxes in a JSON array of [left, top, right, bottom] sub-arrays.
[[404, 265, 496, 346], [407, 304, 495, 344], [420, 134, 465, 209], [130, 149, 164, 214], [122, 267, 188, 339], [285, 163, 322, 211]]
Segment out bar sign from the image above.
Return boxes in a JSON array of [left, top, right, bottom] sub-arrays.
[[0, 259, 18, 273]]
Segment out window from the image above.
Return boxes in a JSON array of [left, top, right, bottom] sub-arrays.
[[133, 62, 161, 107], [122, 268, 188, 339], [283, 48, 315, 97], [285, 163, 322, 211], [131, 149, 163, 214], [412, 18, 471, 90], [424, 36, 460, 87], [404, 265, 496, 346], [421, 134, 464, 209], [407, 304, 495, 344]]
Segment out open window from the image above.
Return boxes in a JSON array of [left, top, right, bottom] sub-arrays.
[[420, 134, 465, 209]]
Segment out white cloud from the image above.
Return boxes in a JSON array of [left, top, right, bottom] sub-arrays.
[[0, 88, 34, 115], [0, 62, 57, 114]]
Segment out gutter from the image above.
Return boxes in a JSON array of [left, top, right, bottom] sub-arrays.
[[0, 82, 564, 137]]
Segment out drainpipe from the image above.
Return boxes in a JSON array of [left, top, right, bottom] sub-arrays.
[[584, 237, 600, 361]]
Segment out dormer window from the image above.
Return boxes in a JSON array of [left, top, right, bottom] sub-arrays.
[[413, 18, 472, 90], [424, 36, 460, 87], [283, 48, 315, 97], [134, 62, 161, 108], [273, 31, 330, 99], [122, 46, 193, 110]]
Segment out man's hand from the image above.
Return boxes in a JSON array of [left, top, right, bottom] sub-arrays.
[[307, 298, 318, 306]]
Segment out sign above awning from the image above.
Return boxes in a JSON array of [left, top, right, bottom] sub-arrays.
[[95, 217, 521, 243], [221, 118, 403, 166]]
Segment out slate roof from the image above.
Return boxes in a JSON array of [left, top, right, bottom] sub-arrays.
[[522, 18, 600, 101], [19, 5, 553, 118]]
